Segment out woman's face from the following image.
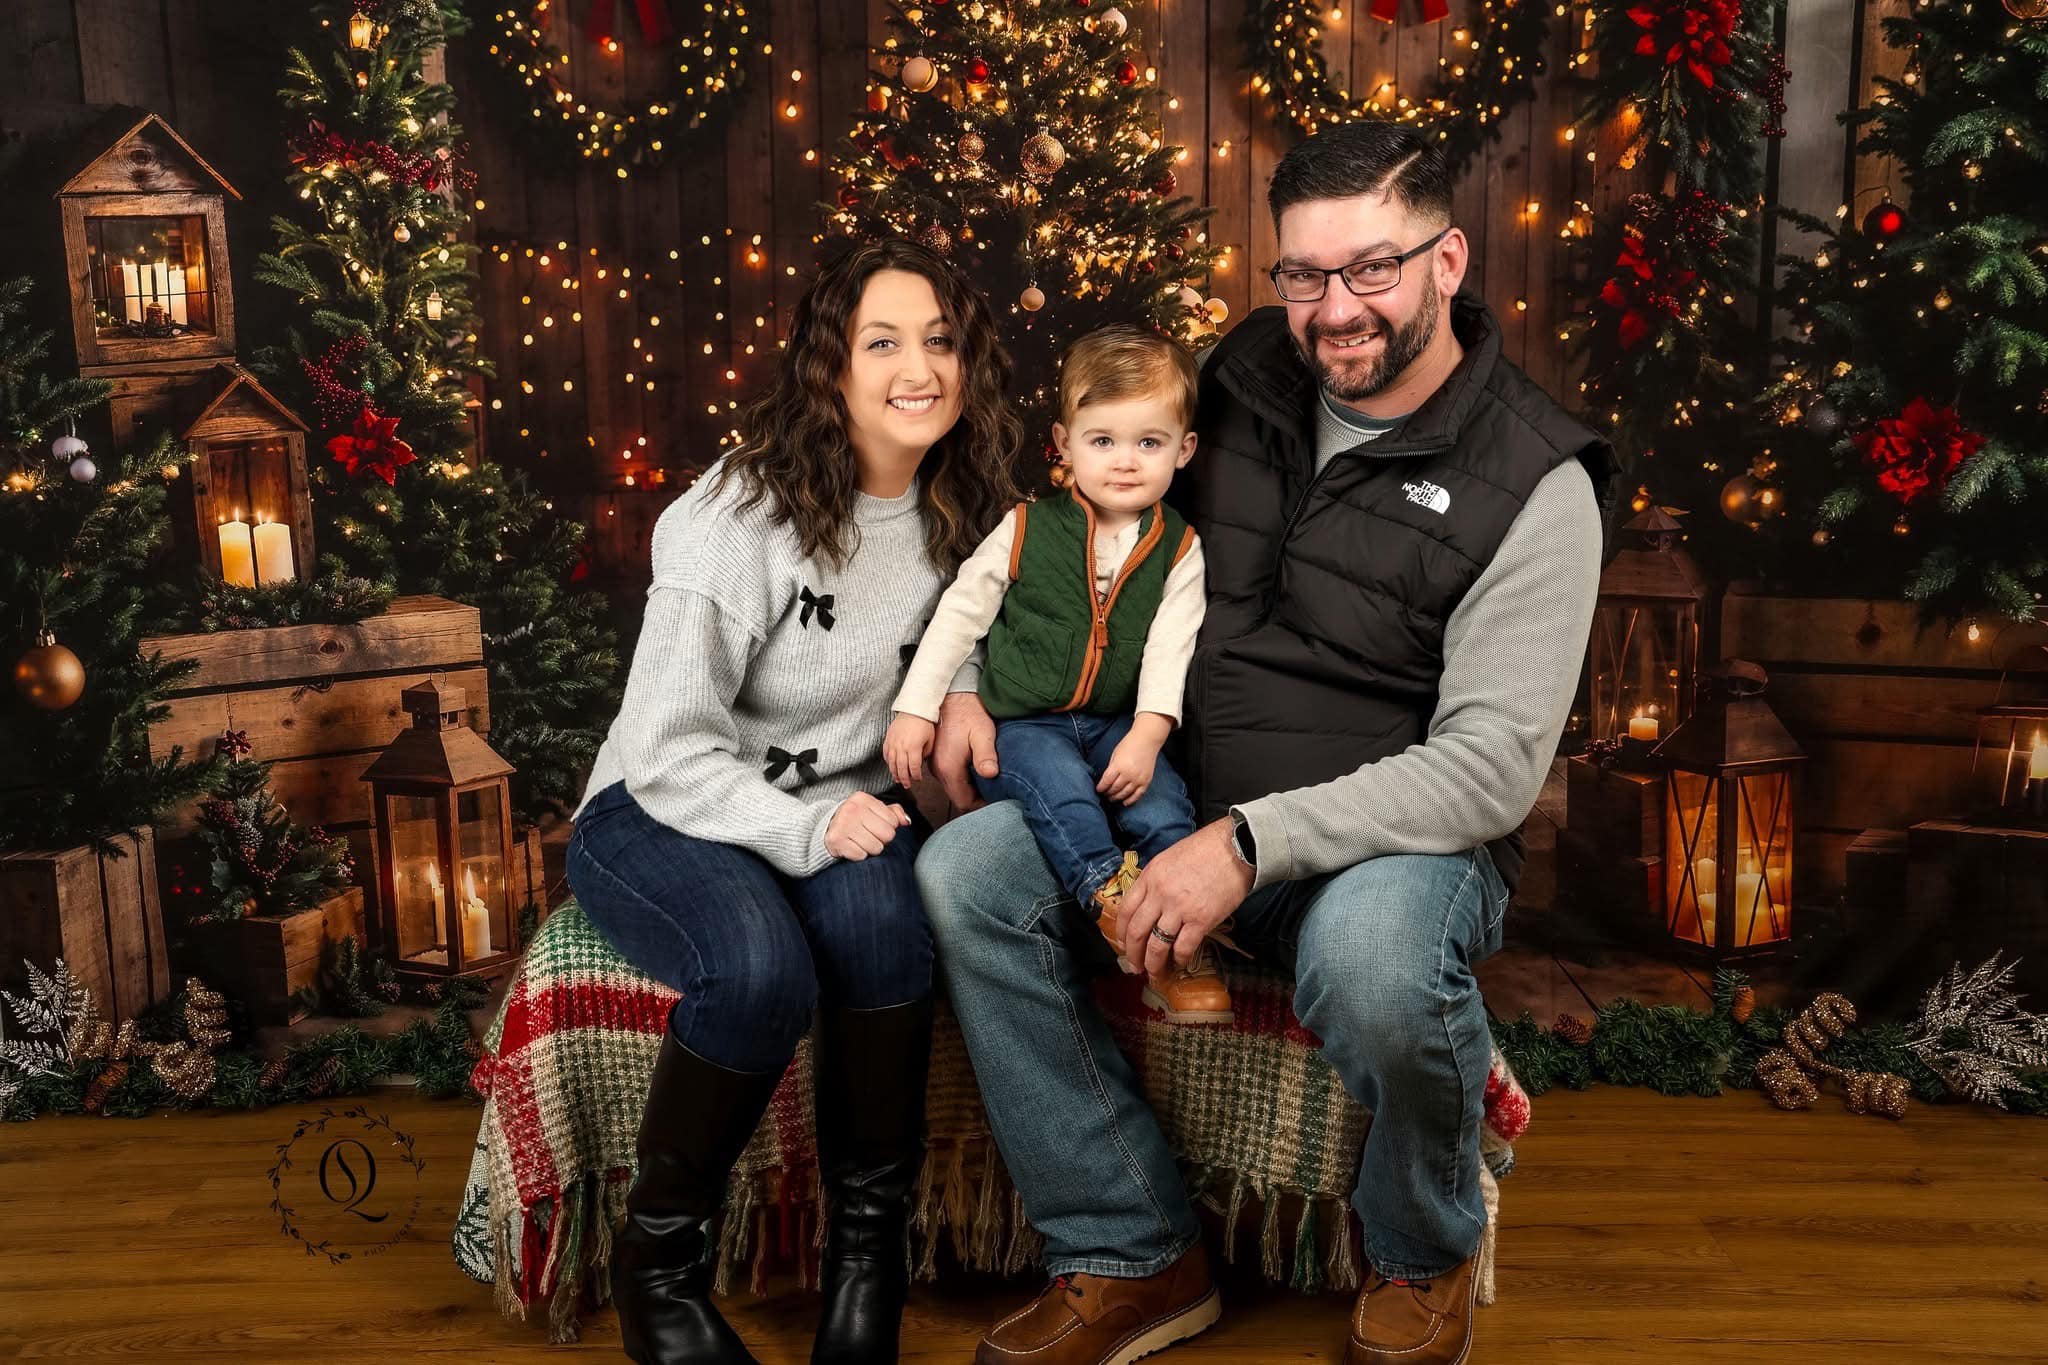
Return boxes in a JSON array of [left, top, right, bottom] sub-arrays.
[[837, 268, 965, 468]]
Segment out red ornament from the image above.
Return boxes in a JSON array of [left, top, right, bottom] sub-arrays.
[[966, 56, 991, 84], [1627, 0, 1740, 89], [1154, 170, 1176, 196], [1854, 397, 1983, 506], [879, 137, 909, 170], [1863, 200, 1907, 242], [837, 185, 861, 209], [327, 405, 418, 485], [1115, 58, 1139, 86]]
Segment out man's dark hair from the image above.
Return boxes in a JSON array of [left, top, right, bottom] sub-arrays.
[[1267, 123, 1455, 230]]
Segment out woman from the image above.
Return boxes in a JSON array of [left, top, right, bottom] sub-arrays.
[[565, 238, 1022, 1365]]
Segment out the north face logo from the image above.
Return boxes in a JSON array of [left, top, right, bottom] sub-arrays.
[[1401, 479, 1451, 514]]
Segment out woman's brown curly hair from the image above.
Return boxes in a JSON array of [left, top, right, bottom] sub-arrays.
[[707, 238, 1024, 572]]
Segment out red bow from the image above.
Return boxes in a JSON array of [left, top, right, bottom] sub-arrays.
[[1371, 0, 1451, 20]]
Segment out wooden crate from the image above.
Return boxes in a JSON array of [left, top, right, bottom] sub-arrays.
[[1564, 756, 1665, 861], [1903, 821, 2048, 1007], [140, 595, 488, 838], [0, 831, 169, 1025], [1720, 585, 2048, 898], [182, 888, 366, 1026], [1555, 828, 1664, 936]]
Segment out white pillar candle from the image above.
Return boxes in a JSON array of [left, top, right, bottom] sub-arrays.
[[1627, 711, 1660, 741], [2030, 740, 2048, 781], [1693, 892, 1717, 946], [217, 512, 255, 587], [461, 867, 492, 957], [167, 265, 188, 325], [119, 261, 142, 321], [252, 515, 295, 583], [151, 259, 168, 307]]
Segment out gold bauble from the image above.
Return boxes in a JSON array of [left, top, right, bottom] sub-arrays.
[[958, 130, 986, 162], [901, 56, 938, 93], [1203, 297, 1229, 325], [13, 630, 86, 710], [1719, 473, 1759, 523], [918, 221, 953, 255], [2002, 0, 2048, 20], [1020, 285, 1046, 311], [1021, 130, 1066, 179]]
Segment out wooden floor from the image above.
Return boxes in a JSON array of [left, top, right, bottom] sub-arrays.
[[2, 1086, 2043, 1363]]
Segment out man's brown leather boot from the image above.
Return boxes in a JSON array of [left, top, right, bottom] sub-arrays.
[[975, 1240, 1221, 1365], [1346, 1251, 1479, 1365]]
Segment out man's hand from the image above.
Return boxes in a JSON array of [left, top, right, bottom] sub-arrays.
[[883, 713, 937, 788], [825, 791, 910, 861], [1120, 817, 1254, 977], [1096, 714, 1170, 806], [933, 690, 999, 813]]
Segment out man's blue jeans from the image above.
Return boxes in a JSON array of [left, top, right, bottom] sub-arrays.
[[566, 780, 933, 1074], [915, 799, 1508, 1281], [973, 711, 1198, 906]]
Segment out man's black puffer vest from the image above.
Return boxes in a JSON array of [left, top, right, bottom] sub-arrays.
[[1170, 292, 1617, 895]]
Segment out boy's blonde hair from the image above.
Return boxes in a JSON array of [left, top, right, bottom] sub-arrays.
[[1057, 324, 1200, 431]]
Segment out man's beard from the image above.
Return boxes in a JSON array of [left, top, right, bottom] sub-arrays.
[[1295, 277, 1441, 402]]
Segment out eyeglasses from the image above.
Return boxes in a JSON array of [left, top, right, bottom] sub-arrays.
[[1266, 229, 1449, 303]]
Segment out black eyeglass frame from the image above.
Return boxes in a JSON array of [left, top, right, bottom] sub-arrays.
[[1266, 227, 1451, 303]]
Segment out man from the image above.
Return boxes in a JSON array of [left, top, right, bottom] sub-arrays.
[[916, 121, 1615, 1365]]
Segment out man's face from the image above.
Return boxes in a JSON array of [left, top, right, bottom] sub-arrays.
[[1274, 194, 1465, 403]]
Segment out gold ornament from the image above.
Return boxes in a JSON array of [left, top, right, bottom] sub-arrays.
[[1203, 297, 1230, 325], [13, 629, 85, 710], [1021, 130, 1067, 179], [958, 130, 986, 162], [2001, 0, 2048, 20], [867, 87, 890, 113], [918, 221, 953, 255], [901, 56, 938, 93], [1763, 992, 1910, 1120], [1020, 285, 1046, 311], [392, 221, 411, 243], [1719, 473, 1759, 523], [1755, 1049, 1820, 1110]]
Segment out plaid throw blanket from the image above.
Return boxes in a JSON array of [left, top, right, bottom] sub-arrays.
[[454, 901, 1531, 1343]]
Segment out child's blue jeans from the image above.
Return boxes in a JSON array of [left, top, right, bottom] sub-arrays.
[[972, 711, 1198, 905]]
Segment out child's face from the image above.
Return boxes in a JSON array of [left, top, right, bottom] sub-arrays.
[[1051, 393, 1197, 519]]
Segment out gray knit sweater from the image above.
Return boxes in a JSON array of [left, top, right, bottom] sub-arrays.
[[573, 461, 966, 877]]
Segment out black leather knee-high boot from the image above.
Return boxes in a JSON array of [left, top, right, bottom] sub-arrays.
[[810, 998, 935, 1365], [615, 1029, 782, 1365]]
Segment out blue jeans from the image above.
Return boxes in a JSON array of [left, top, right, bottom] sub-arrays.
[[973, 711, 1199, 906], [916, 800, 1508, 1281], [566, 780, 934, 1074]]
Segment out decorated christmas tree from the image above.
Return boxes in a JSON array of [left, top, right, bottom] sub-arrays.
[[254, 0, 621, 818], [1762, 0, 2048, 621], [1568, 0, 1779, 564], [825, 0, 1224, 467], [0, 278, 221, 853]]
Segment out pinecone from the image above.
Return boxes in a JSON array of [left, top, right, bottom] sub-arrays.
[[259, 1057, 292, 1091], [83, 1060, 131, 1113], [306, 1054, 343, 1098], [1554, 1013, 1594, 1047], [1730, 984, 1757, 1024]]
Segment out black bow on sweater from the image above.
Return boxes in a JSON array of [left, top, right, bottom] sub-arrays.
[[763, 746, 820, 785], [799, 586, 835, 630]]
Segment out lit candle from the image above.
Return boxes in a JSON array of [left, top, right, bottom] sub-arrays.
[[217, 510, 256, 587], [152, 259, 169, 310], [1765, 862, 1788, 908], [1736, 871, 1764, 941], [1627, 709, 1659, 741], [1693, 856, 1717, 897], [2029, 739, 2048, 818], [2031, 740, 2048, 781], [252, 513, 295, 583], [425, 862, 449, 946], [462, 868, 492, 957], [1692, 891, 1717, 945], [166, 264, 188, 325], [120, 260, 142, 322]]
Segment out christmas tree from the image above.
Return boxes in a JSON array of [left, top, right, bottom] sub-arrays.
[[254, 0, 621, 819], [189, 729, 356, 923], [826, 0, 1225, 467], [1568, 0, 1778, 565], [0, 278, 222, 853], [1763, 1, 2048, 621]]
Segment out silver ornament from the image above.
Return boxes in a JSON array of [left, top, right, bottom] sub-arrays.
[[69, 456, 97, 483], [52, 434, 88, 459]]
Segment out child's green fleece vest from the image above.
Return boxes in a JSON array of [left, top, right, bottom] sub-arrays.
[[977, 486, 1195, 720]]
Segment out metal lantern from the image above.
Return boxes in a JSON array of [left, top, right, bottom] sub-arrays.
[[349, 10, 377, 48], [1585, 507, 1709, 747], [1654, 661, 1805, 959], [362, 679, 520, 983], [1971, 704, 2048, 823]]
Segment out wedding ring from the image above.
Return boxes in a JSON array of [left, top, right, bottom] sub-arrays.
[[1150, 925, 1178, 944]]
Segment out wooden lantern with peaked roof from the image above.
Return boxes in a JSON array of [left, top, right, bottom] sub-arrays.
[[1653, 661, 1806, 960], [182, 364, 316, 586], [362, 679, 521, 983], [1586, 507, 1710, 746], [57, 111, 239, 376]]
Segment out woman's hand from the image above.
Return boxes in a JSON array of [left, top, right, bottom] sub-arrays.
[[884, 713, 938, 787], [1097, 734, 1161, 806], [825, 791, 911, 861]]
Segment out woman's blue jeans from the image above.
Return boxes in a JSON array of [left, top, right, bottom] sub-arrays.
[[565, 780, 934, 1074], [915, 799, 1508, 1282]]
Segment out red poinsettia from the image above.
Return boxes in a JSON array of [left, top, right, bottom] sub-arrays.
[[1628, 0, 1740, 88], [327, 405, 417, 485], [1853, 397, 1983, 506], [1599, 231, 1697, 350]]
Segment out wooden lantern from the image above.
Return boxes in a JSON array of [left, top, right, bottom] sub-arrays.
[[1971, 703, 2048, 824], [57, 112, 238, 377], [182, 366, 315, 586], [1654, 661, 1805, 959], [362, 679, 521, 983], [1585, 507, 1709, 746]]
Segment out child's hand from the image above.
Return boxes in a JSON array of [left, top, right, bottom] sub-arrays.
[[884, 713, 938, 787], [1097, 733, 1161, 806]]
